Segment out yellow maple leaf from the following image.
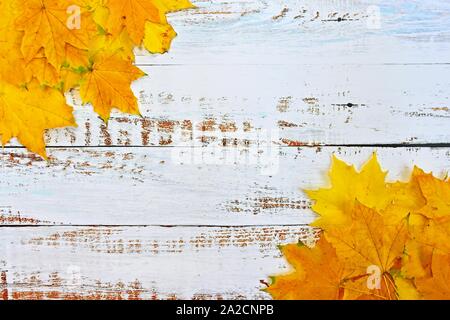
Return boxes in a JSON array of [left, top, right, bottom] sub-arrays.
[[0, 1, 27, 86], [266, 227, 417, 300], [0, 0, 192, 155], [24, 50, 60, 87], [266, 237, 348, 300], [15, 0, 96, 69], [270, 155, 449, 300], [382, 167, 427, 225], [89, 29, 136, 62], [160, 0, 195, 12], [143, 21, 177, 54], [143, 0, 194, 53], [0, 81, 76, 158], [416, 172, 450, 219], [416, 253, 450, 300], [402, 236, 433, 279], [418, 217, 450, 255], [305, 154, 392, 229], [324, 202, 410, 300], [395, 277, 421, 300], [80, 0, 110, 27], [105, 0, 167, 45], [79, 51, 145, 121]]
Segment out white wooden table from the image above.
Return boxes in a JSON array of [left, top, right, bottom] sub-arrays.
[[1, 0, 449, 300]]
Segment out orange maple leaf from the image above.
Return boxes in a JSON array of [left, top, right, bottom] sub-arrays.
[[268, 155, 450, 300], [79, 51, 145, 121]]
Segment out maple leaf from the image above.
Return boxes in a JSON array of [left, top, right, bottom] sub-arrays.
[[24, 50, 60, 87], [0, 0, 192, 156], [143, 0, 194, 53], [0, 1, 27, 86], [401, 236, 433, 279], [305, 154, 392, 229], [417, 216, 450, 255], [416, 253, 450, 300], [382, 167, 427, 225], [405, 171, 450, 261], [324, 202, 410, 300], [394, 277, 421, 300], [415, 172, 450, 219], [0, 81, 76, 158], [104, 0, 167, 45], [80, 0, 110, 27], [89, 29, 136, 62], [160, 0, 195, 12], [270, 155, 449, 300], [79, 51, 145, 121], [143, 21, 177, 54], [266, 237, 349, 300], [14, 0, 97, 69], [266, 228, 417, 300], [105, 0, 193, 47]]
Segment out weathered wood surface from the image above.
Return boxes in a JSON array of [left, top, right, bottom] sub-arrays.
[[48, 64, 450, 147], [137, 0, 450, 65], [1, 0, 450, 300], [0, 226, 316, 300], [1, 63, 448, 148], [1, 147, 449, 226]]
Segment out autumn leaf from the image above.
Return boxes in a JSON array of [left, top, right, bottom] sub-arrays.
[[325, 202, 409, 274], [382, 167, 427, 225], [0, 0, 192, 155], [0, 81, 76, 158], [143, 0, 194, 53], [306, 154, 430, 227], [266, 237, 348, 300], [89, 29, 136, 62], [143, 21, 177, 54], [24, 50, 60, 86], [104, 0, 167, 45], [416, 253, 450, 300], [0, 1, 27, 86], [80, 0, 110, 27], [416, 172, 450, 219], [269, 155, 449, 300], [305, 154, 392, 229], [324, 202, 410, 300], [401, 236, 433, 279], [79, 51, 145, 121], [160, 0, 195, 12], [417, 217, 450, 255], [14, 0, 96, 69]]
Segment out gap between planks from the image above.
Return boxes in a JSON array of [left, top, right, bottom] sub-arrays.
[[132, 63, 450, 66], [0, 224, 311, 228], [3, 144, 450, 150]]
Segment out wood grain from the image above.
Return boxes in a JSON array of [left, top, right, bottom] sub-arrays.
[[137, 0, 450, 65], [0, 225, 315, 300], [1, 147, 448, 226], [0, 64, 447, 148]]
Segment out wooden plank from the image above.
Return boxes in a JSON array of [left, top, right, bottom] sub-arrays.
[[0, 225, 316, 300], [2, 64, 445, 148], [1, 146, 449, 226], [136, 0, 450, 65]]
